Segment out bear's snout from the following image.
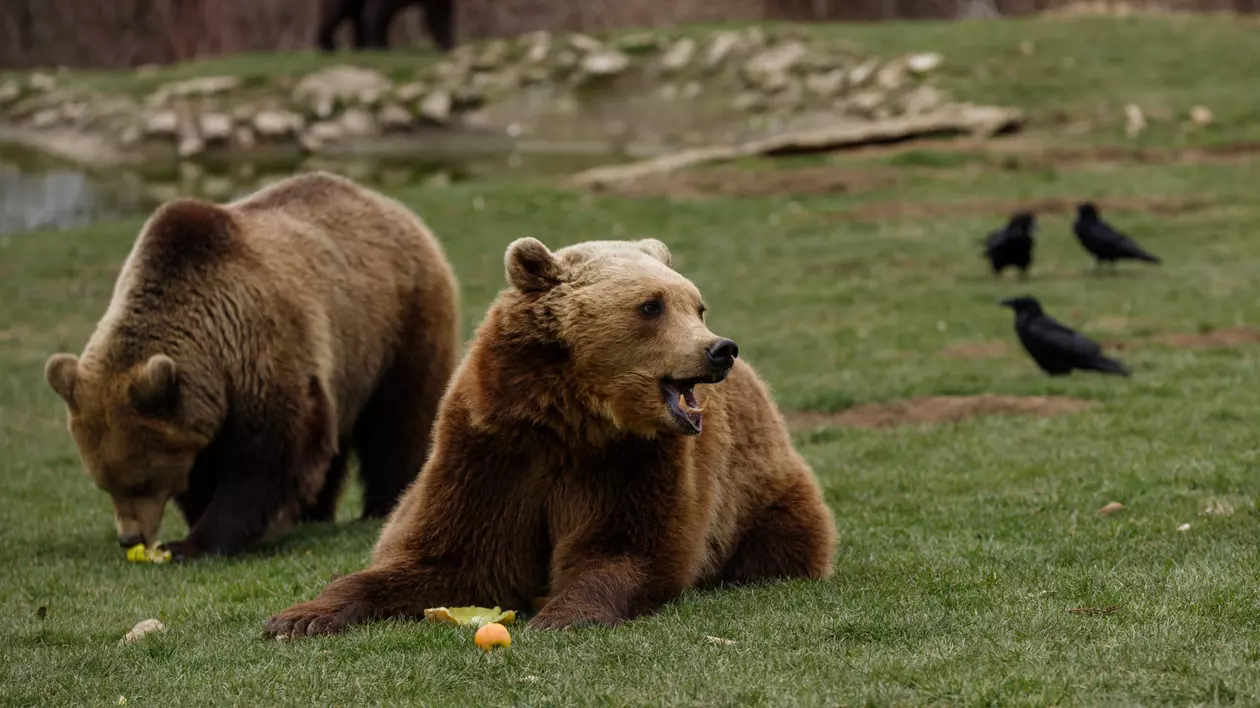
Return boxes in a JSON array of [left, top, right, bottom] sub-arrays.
[[705, 339, 739, 372]]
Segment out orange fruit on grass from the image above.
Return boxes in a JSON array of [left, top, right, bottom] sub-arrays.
[[474, 622, 511, 651]]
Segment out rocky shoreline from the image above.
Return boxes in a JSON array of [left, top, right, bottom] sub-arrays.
[[0, 28, 1015, 170]]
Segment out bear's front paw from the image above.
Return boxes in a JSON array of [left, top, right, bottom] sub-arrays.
[[163, 540, 203, 563], [263, 600, 363, 639], [528, 603, 621, 631]]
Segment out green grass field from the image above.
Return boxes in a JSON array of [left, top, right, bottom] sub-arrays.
[[4, 15, 1260, 707]]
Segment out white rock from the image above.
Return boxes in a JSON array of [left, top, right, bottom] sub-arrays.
[[474, 39, 509, 69], [143, 109, 179, 137], [804, 69, 846, 98], [120, 125, 143, 146], [302, 121, 345, 151], [120, 619, 165, 645], [155, 76, 240, 102], [659, 38, 697, 74], [252, 109, 303, 137], [554, 50, 578, 70], [1124, 103, 1146, 138], [293, 66, 392, 105], [848, 59, 878, 88], [0, 79, 21, 104], [1190, 105, 1214, 126], [29, 109, 60, 128], [395, 82, 427, 103], [61, 102, 88, 122], [418, 90, 452, 124], [743, 41, 809, 89], [733, 92, 767, 112], [875, 60, 908, 91], [581, 50, 630, 76], [233, 126, 256, 149], [901, 84, 943, 115], [567, 33, 604, 53], [523, 31, 551, 63], [177, 133, 205, 158], [338, 107, 376, 137], [906, 52, 944, 74], [705, 31, 743, 70], [847, 90, 886, 116], [28, 73, 57, 92], [198, 113, 233, 142], [616, 32, 659, 53], [378, 103, 413, 130]]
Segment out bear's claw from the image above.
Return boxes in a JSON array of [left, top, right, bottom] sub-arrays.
[[264, 601, 362, 639]]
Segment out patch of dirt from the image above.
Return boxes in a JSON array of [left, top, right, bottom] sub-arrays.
[[592, 165, 900, 199], [1106, 326, 1260, 351], [1157, 327, 1260, 349], [786, 394, 1094, 430], [831, 195, 1212, 222], [937, 340, 1010, 359], [846, 136, 1260, 168]]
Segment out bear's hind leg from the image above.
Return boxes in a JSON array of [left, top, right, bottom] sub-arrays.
[[354, 311, 457, 519], [300, 451, 349, 523], [718, 473, 836, 586]]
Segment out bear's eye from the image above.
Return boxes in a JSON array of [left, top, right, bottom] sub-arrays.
[[698, 304, 707, 320], [639, 299, 664, 319]]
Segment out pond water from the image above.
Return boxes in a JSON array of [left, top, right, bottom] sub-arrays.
[[0, 145, 620, 236]]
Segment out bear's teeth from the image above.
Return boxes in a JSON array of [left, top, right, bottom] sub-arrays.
[[680, 393, 703, 413]]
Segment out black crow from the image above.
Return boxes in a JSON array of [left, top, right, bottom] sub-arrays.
[[999, 296, 1130, 377], [1073, 202, 1160, 273], [983, 212, 1037, 279]]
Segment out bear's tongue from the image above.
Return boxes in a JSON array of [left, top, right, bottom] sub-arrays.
[[665, 382, 703, 433]]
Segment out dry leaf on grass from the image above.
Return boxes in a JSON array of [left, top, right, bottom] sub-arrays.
[[706, 636, 738, 646], [119, 618, 165, 645], [1177, 523, 1191, 532], [1097, 501, 1125, 515]]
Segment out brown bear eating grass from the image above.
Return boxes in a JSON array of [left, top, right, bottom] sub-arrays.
[[264, 237, 835, 635], [44, 172, 460, 560]]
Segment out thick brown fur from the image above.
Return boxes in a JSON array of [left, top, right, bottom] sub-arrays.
[[264, 237, 835, 635], [44, 172, 460, 559]]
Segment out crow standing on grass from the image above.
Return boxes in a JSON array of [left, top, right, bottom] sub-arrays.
[[1000, 296, 1130, 377], [1073, 202, 1161, 273], [983, 212, 1037, 279]]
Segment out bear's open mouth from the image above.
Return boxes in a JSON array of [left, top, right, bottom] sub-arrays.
[[661, 378, 704, 435]]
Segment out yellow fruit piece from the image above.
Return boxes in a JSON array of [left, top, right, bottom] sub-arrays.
[[125, 543, 172, 564], [423, 606, 516, 627], [474, 622, 511, 651]]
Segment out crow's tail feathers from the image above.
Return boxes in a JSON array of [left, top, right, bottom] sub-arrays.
[[1090, 355, 1132, 377]]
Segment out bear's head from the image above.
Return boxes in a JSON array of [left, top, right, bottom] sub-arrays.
[[44, 352, 216, 548], [504, 237, 738, 437]]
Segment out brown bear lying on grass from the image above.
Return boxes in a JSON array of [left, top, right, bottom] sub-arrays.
[[44, 172, 460, 560], [265, 237, 835, 635]]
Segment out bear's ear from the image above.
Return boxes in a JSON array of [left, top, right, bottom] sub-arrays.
[[505, 237, 562, 292], [129, 354, 179, 417], [635, 239, 672, 267], [45, 354, 80, 410]]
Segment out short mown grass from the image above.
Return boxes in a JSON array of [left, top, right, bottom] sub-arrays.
[[3, 14, 1260, 707]]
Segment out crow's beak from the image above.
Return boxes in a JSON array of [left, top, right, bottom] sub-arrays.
[[998, 298, 1016, 308]]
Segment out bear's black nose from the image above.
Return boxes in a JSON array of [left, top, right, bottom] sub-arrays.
[[118, 533, 145, 549], [706, 339, 739, 369]]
